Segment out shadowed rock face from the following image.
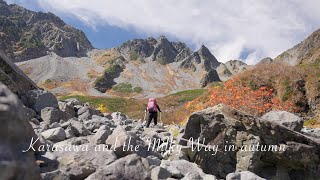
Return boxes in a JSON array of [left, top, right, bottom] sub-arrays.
[[180, 104, 320, 179], [0, 82, 40, 180], [0, 51, 38, 96], [0, 0, 93, 62]]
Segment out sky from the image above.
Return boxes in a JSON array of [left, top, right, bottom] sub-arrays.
[[5, 0, 320, 64]]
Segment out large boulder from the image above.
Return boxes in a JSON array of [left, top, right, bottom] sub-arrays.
[[77, 106, 99, 120], [261, 110, 303, 132], [160, 160, 217, 179], [105, 126, 140, 158], [90, 125, 112, 144], [23, 89, 58, 113], [41, 127, 66, 142], [58, 101, 76, 120], [54, 144, 117, 179], [86, 154, 151, 180], [180, 104, 320, 179], [67, 118, 91, 136], [41, 107, 66, 125], [0, 82, 40, 179], [0, 51, 38, 96]]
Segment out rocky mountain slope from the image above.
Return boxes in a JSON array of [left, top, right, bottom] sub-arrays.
[[275, 28, 320, 65], [92, 36, 249, 97], [0, 0, 93, 62], [0, 0, 250, 97], [17, 36, 249, 97]]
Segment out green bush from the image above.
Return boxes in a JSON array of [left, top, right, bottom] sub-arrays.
[[282, 79, 293, 101], [130, 51, 139, 60], [94, 76, 105, 85], [112, 83, 133, 93], [133, 86, 143, 93], [105, 64, 120, 76]]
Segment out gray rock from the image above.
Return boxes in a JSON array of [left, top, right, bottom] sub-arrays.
[[0, 82, 40, 180], [41, 127, 66, 142], [301, 127, 320, 139], [65, 126, 75, 139], [22, 105, 37, 120], [112, 111, 128, 125], [77, 106, 99, 120], [181, 172, 218, 180], [30, 118, 40, 125], [54, 137, 90, 147], [105, 126, 140, 158], [151, 166, 172, 180], [180, 104, 320, 179], [36, 151, 59, 173], [58, 101, 76, 119], [146, 155, 161, 168], [54, 144, 116, 179], [41, 107, 65, 125], [84, 115, 115, 132], [68, 119, 91, 136], [24, 89, 59, 113], [261, 110, 303, 131], [86, 154, 150, 180], [65, 98, 82, 106], [226, 171, 266, 180], [41, 170, 70, 180], [167, 148, 189, 161], [49, 122, 61, 129], [0, 51, 39, 95], [160, 160, 216, 179], [90, 125, 112, 144]]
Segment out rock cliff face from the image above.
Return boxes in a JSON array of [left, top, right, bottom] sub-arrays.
[[0, 51, 38, 96], [0, 0, 93, 62], [275, 28, 320, 65]]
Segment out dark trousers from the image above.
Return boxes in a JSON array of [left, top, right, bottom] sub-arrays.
[[146, 112, 157, 127]]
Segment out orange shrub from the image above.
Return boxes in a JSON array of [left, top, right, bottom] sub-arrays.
[[186, 77, 299, 117]]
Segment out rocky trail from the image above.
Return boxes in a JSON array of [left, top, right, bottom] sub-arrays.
[[1, 81, 320, 180]]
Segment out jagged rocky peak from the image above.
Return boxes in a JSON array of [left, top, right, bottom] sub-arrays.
[[117, 35, 193, 64], [179, 44, 220, 71], [0, 0, 93, 62], [152, 35, 180, 64], [198, 45, 220, 70]]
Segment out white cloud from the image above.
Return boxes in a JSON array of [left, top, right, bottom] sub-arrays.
[[7, 0, 320, 64]]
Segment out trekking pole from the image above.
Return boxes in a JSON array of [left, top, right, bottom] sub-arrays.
[[143, 110, 146, 122], [160, 112, 162, 123]]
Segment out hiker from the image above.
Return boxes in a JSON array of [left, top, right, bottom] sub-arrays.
[[145, 98, 161, 127]]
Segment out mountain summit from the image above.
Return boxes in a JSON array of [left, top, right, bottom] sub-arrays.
[[0, 0, 93, 62], [275, 28, 320, 65]]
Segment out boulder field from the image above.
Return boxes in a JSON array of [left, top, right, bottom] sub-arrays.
[[0, 82, 319, 180]]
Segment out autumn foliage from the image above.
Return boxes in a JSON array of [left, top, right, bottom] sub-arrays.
[[185, 76, 300, 118]]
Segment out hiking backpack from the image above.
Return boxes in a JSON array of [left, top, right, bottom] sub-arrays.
[[147, 98, 157, 112]]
